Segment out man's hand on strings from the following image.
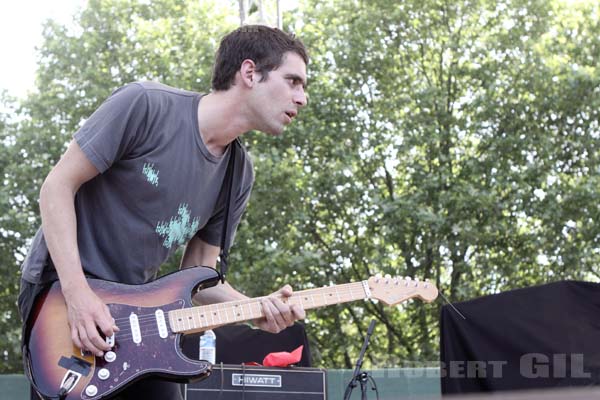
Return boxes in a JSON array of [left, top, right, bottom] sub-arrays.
[[255, 285, 306, 334], [63, 283, 120, 357]]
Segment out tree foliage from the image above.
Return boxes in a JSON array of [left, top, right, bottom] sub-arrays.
[[233, 0, 600, 367], [0, 0, 237, 373], [1, 0, 599, 373]]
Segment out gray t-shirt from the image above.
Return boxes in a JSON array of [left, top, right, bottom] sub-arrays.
[[21, 82, 254, 285]]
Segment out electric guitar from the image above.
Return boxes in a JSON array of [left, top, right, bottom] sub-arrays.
[[24, 266, 438, 399]]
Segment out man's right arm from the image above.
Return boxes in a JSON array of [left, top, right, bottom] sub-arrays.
[[39, 139, 118, 357]]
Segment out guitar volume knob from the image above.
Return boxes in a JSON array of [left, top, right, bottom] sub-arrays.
[[98, 368, 110, 380], [104, 351, 117, 363], [85, 385, 98, 396]]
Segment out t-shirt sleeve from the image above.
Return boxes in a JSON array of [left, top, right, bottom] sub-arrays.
[[74, 83, 148, 173], [197, 153, 254, 250]]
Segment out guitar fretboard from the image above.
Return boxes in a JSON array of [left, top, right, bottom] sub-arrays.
[[168, 281, 368, 334]]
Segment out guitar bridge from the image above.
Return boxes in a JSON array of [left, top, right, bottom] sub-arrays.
[[56, 355, 91, 396], [59, 369, 82, 395]]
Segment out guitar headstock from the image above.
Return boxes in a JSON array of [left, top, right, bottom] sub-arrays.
[[367, 274, 438, 305]]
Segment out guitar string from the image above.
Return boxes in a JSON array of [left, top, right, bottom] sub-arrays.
[[108, 286, 368, 325], [104, 280, 428, 338], [92, 283, 427, 344], [110, 291, 368, 331], [105, 287, 367, 335], [112, 290, 355, 341], [108, 288, 371, 342], [111, 287, 367, 323], [101, 279, 425, 326]]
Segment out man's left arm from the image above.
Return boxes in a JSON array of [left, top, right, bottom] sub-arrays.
[[181, 235, 305, 333]]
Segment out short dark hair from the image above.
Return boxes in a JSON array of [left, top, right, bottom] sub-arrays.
[[211, 25, 309, 91]]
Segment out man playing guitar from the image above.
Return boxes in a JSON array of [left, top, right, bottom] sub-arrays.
[[19, 25, 309, 400]]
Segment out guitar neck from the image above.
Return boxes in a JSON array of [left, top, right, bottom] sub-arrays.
[[168, 281, 368, 334]]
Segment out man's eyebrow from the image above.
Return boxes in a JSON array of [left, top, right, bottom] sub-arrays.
[[284, 73, 308, 88]]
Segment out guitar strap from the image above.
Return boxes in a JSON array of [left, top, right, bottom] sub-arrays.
[[218, 138, 238, 283]]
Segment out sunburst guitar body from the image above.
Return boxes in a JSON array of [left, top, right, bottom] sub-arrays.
[[24, 266, 438, 399]]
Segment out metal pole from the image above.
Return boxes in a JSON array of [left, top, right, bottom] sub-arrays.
[[238, 0, 247, 26], [276, 0, 282, 29]]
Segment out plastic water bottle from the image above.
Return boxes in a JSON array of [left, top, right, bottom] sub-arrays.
[[199, 329, 216, 364]]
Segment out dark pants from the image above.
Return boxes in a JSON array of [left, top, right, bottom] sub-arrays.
[[19, 279, 183, 400], [29, 379, 183, 400]]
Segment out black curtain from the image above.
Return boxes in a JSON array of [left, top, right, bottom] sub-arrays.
[[440, 281, 600, 394]]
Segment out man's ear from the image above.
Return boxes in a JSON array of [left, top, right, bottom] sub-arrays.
[[239, 59, 258, 88]]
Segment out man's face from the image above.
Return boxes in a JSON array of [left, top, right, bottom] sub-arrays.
[[248, 51, 308, 136]]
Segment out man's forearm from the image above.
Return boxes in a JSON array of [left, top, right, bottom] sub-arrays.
[[39, 175, 87, 292], [192, 280, 249, 305]]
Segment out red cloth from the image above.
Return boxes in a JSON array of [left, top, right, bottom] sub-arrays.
[[262, 345, 304, 367]]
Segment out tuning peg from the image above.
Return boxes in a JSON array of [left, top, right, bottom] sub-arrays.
[[404, 276, 412, 286], [414, 277, 420, 287], [393, 277, 399, 285], [384, 274, 391, 283], [424, 278, 430, 288]]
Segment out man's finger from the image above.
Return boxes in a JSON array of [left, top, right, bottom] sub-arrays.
[[262, 299, 286, 332], [260, 298, 275, 331], [291, 304, 306, 320], [278, 284, 293, 297], [78, 325, 102, 356], [85, 320, 110, 354], [270, 298, 293, 330], [270, 297, 293, 325], [71, 325, 83, 350], [97, 313, 116, 338]]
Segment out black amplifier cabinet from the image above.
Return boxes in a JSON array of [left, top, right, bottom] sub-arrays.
[[184, 364, 327, 400]]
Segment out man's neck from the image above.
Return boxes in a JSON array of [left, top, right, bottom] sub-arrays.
[[197, 90, 251, 157]]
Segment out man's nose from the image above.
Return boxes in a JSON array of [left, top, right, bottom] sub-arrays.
[[294, 88, 308, 107]]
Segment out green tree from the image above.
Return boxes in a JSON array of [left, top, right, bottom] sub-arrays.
[[232, 0, 600, 368], [0, 92, 27, 373], [1, 0, 237, 373], [2, 0, 600, 374]]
